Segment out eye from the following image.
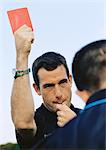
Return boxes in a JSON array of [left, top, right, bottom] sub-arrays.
[[43, 83, 55, 89], [59, 79, 68, 87]]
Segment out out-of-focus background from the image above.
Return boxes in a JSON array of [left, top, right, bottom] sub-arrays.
[[0, 0, 105, 145]]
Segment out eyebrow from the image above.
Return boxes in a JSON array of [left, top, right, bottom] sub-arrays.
[[43, 79, 68, 89]]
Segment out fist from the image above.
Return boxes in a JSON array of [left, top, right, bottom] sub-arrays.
[[14, 25, 34, 57], [56, 104, 77, 127]]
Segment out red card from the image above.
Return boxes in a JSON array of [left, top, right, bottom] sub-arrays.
[[7, 7, 33, 33]]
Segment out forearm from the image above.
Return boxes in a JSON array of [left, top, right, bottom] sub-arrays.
[[11, 56, 36, 131]]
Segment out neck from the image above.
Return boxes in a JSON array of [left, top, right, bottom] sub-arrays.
[[100, 82, 106, 90]]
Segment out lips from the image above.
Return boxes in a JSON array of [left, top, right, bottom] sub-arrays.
[[53, 100, 65, 104]]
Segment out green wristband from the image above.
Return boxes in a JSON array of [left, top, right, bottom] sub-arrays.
[[13, 68, 30, 79]]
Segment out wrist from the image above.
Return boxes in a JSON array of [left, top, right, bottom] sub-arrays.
[[13, 68, 31, 79], [16, 55, 28, 70]]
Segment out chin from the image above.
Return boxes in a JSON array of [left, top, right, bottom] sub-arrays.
[[51, 107, 57, 112], [47, 105, 56, 112], [50, 107, 57, 112]]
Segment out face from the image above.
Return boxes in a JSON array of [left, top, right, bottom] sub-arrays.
[[34, 65, 72, 112]]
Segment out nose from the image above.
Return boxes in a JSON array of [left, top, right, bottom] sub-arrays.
[[55, 84, 62, 100]]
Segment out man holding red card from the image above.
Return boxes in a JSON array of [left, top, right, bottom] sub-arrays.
[[10, 8, 80, 149]]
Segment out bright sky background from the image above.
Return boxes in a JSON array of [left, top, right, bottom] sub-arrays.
[[0, 0, 105, 144]]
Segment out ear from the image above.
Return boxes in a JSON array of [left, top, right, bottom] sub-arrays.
[[69, 74, 72, 87], [33, 83, 41, 96], [76, 90, 90, 102]]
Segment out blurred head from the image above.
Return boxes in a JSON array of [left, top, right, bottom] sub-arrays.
[[72, 40, 106, 101], [32, 52, 72, 112]]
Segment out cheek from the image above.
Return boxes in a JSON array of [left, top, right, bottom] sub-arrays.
[[42, 90, 54, 103], [63, 87, 72, 104], [64, 85, 71, 97], [42, 87, 55, 96], [64, 88, 72, 106]]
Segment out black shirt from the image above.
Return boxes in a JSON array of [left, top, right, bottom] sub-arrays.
[[16, 103, 80, 149]]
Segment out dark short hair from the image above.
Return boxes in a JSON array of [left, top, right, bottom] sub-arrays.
[[72, 40, 106, 93], [32, 52, 69, 88]]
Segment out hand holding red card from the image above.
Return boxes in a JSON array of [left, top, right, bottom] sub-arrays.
[[7, 7, 33, 33]]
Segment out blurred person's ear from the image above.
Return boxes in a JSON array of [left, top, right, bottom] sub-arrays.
[[33, 83, 41, 95], [76, 90, 91, 102]]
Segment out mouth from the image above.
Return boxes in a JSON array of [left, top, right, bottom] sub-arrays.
[[53, 101, 64, 104]]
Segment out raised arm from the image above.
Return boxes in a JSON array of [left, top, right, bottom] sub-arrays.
[[11, 25, 37, 135]]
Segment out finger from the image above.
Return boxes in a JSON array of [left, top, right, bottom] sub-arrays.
[[27, 37, 34, 43], [31, 38, 34, 43], [56, 104, 64, 111], [57, 120, 64, 127], [30, 32, 34, 43], [57, 116, 64, 123], [26, 32, 34, 43], [19, 24, 32, 32], [57, 110, 64, 117]]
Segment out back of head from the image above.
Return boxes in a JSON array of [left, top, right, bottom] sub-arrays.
[[72, 40, 106, 93], [32, 52, 69, 88]]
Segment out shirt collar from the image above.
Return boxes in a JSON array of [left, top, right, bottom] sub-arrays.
[[86, 89, 106, 105]]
